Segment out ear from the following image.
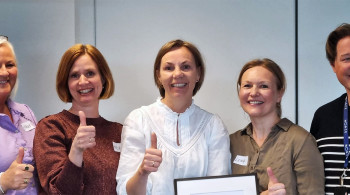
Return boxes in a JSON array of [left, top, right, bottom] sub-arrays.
[[277, 89, 284, 103], [156, 70, 162, 85], [330, 63, 336, 73], [196, 67, 201, 82]]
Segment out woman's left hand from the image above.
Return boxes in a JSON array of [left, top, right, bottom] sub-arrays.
[[260, 167, 286, 195], [0, 147, 34, 192]]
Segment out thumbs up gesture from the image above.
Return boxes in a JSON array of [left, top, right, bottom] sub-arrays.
[[1, 147, 34, 192], [261, 167, 286, 195], [72, 111, 96, 151], [138, 132, 162, 175], [69, 111, 96, 167]]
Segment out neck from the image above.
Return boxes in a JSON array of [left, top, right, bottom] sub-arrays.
[[161, 96, 192, 113], [69, 103, 100, 118], [250, 115, 280, 140], [0, 98, 13, 122]]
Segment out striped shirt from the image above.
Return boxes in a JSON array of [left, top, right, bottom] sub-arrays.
[[311, 93, 350, 194]]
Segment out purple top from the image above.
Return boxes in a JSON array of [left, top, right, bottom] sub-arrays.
[[0, 99, 37, 195]]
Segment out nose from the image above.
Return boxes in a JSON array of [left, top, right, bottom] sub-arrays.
[[250, 86, 260, 97], [78, 74, 88, 85], [0, 65, 9, 76], [173, 67, 183, 79]]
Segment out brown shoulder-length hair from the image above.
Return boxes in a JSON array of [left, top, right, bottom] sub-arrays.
[[153, 39, 205, 98], [237, 58, 286, 118], [326, 23, 350, 65], [56, 44, 114, 102]]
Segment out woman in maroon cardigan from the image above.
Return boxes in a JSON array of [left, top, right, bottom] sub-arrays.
[[33, 44, 122, 194]]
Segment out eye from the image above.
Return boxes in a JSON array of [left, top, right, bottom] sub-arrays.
[[6, 63, 16, 68], [70, 73, 79, 79], [163, 66, 173, 71], [86, 71, 95, 77], [342, 57, 350, 62], [182, 64, 191, 70], [242, 84, 251, 88], [260, 84, 269, 89]]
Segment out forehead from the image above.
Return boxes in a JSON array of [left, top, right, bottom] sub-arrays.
[[70, 54, 98, 71], [0, 44, 15, 59], [337, 36, 350, 54], [242, 66, 276, 82], [161, 47, 194, 63]]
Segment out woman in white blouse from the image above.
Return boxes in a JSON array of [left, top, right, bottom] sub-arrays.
[[116, 39, 230, 195]]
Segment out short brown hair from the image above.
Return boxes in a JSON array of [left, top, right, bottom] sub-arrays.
[[56, 44, 114, 102], [237, 58, 286, 117], [326, 23, 350, 65], [153, 39, 205, 98]]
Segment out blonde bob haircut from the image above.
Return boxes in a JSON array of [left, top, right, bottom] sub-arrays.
[[56, 44, 114, 102], [153, 39, 205, 98]]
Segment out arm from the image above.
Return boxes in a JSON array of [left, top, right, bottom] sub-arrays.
[[33, 116, 86, 194], [116, 110, 161, 195], [207, 115, 231, 176], [294, 133, 325, 194]]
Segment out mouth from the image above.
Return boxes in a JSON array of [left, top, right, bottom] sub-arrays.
[[0, 80, 8, 84], [248, 100, 263, 105], [171, 83, 187, 88], [79, 88, 93, 94]]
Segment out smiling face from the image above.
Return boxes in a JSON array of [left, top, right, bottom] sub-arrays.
[[0, 44, 17, 100], [332, 36, 350, 93], [157, 47, 200, 107], [68, 54, 103, 108], [239, 66, 283, 120]]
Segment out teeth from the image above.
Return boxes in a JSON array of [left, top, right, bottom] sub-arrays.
[[0, 81, 7, 84], [172, 83, 186, 87], [79, 89, 92, 94], [249, 101, 263, 105]]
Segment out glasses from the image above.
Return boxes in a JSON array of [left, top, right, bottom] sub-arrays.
[[0, 35, 8, 41]]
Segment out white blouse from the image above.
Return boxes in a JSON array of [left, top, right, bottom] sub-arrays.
[[116, 98, 230, 195]]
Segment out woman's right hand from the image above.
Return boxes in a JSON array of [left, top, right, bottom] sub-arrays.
[[0, 147, 34, 192], [138, 132, 162, 176], [69, 111, 96, 167], [260, 167, 286, 195]]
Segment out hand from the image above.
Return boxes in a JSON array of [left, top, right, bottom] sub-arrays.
[[72, 111, 96, 152], [0, 147, 34, 192], [260, 167, 286, 195], [138, 132, 162, 175]]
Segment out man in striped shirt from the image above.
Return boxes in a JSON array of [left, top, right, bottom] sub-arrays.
[[311, 23, 350, 195]]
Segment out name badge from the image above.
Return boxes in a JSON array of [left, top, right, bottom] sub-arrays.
[[233, 155, 248, 166], [21, 121, 35, 132], [113, 142, 121, 152]]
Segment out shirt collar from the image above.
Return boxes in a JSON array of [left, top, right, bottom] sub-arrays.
[[156, 97, 195, 116], [0, 99, 19, 132], [240, 118, 292, 136]]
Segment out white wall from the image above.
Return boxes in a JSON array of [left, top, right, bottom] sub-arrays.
[[7, 0, 347, 134], [298, 0, 350, 129]]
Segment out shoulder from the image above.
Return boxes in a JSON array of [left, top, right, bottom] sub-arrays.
[[36, 111, 70, 130], [280, 118, 315, 144], [314, 93, 346, 116], [8, 99, 37, 121]]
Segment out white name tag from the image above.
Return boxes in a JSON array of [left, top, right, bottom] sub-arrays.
[[113, 142, 121, 152], [21, 121, 35, 132], [233, 155, 248, 166]]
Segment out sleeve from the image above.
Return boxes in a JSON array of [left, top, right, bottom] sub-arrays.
[[310, 109, 320, 139], [33, 117, 84, 195], [116, 109, 153, 195], [206, 114, 231, 176], [294, 132, 325, 194]]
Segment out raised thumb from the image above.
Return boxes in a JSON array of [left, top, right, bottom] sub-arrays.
[[151, 132, 157, 149], [16, 147, 24, 164], [267, 167, 279, 184], [79, 111, 87, 126]]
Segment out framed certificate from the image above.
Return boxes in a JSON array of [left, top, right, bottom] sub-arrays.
[[174, 173, 258, 195]]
